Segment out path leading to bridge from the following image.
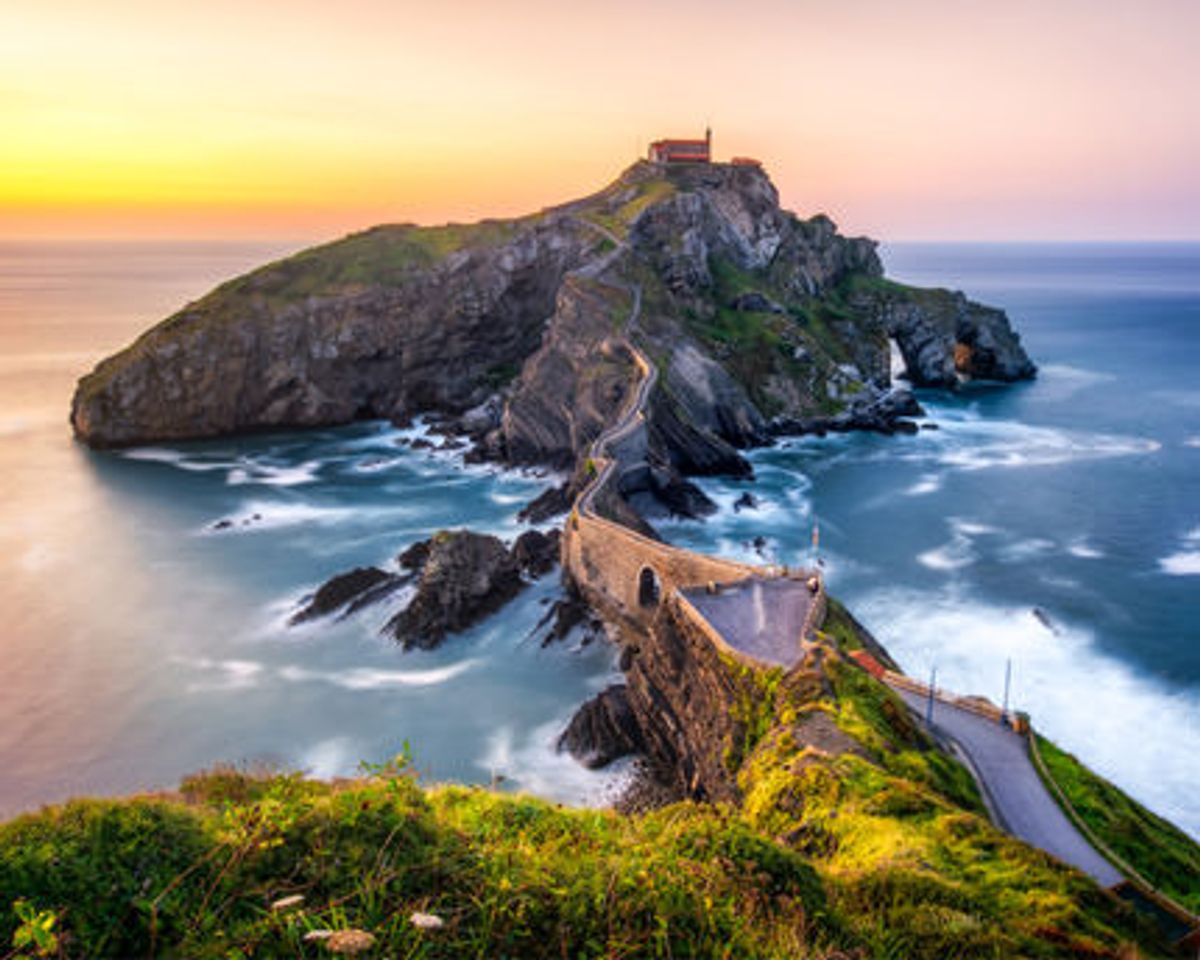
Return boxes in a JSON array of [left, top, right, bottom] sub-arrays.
[[556, 223, 1200, 950], [889, 685, 1123, 885], [563, 222, 823, 668]]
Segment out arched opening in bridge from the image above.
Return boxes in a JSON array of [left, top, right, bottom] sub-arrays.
[[638, 566, 661, 608]]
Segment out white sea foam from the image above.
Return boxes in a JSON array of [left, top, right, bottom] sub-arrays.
[[905, 473, 943, 496], [478, 718, 634, 808], [121, 447, 231, 472], [226, 459, 321, 487], [997, 537, 1057, 563], [1159, 527, 1200, 576], [351, 456, 405, 473], [279, 660, 477, 689], [930, 420, 1161, 472], [853, 587, 1200, 838], [1184, 436, 1200, 449], [178, 656, 265, 692], [1033, 363, 1115, 402], [917, 540, 975, 571], [950, 519, 999, 537], [300, 737, 355, 779], [1067, 539, 1105, 559], [201, 501, 359, 534], [1160, 553, 1200, 576]]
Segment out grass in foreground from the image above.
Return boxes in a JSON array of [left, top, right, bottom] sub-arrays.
[[0, 761, 839, 959]]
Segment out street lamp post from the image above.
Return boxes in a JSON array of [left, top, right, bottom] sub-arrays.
[[926, 665, 937, 726]]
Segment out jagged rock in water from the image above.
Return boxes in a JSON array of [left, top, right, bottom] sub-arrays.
[[289, 567, 399, 625], [558, 685, 646, 769], [618, 462, 717, 520], [517, 482, 573, 524], [384, 531, 524, 651], [850, 285, 1036, 387], [733, 491, 758, 512], [510, 528, 561, 578], [396, 539, 431, 571]]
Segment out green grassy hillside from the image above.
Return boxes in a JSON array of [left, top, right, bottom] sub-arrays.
[[2, 606, 1180, 960]]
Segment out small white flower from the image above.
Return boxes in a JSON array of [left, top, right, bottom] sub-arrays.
[[410, 911, 445, 930], [302, 929, 332, 942]]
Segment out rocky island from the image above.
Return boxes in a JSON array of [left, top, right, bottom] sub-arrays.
[[17, 157, 1197, 959]]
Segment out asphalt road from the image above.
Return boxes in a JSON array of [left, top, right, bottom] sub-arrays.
[[892, 687, 1123, 886]]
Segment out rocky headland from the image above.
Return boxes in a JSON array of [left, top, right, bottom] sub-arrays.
[[71, 160, 1034, 470], [47, 161, 1200, 959]]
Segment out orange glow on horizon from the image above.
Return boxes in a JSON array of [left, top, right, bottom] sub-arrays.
[[2, 0, 1198, 242]]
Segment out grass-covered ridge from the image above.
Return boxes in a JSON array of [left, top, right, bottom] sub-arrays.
[[1, 603, 1177, 959], [0, 764, 840, 959], [1036, 736, 1200, 913]]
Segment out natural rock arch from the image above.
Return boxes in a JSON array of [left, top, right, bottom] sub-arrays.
[[637, 566, 662, 608]]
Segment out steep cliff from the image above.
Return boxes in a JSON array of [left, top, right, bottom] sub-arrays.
[[71, 160, 1035, 460]]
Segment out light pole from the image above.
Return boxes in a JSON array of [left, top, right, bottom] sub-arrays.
[[926, 665, 937, 726], [1002, 657, 1012, 724]]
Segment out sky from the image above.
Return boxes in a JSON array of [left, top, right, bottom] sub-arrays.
[[2, 0, 1197, 242]]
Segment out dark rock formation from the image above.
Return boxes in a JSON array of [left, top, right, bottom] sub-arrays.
[[617, 462, 717, 520], [289, 566, 399, 625], [71, 218, 611, 448], [534, 583, 606, 648], [733, 491, 758, 512], [384, 530, 525, 650], [511, 528, 561, 578], [501, 277, 640, 468], [558, 685, 646, 769], [396, 539, 431, 572], [72, 158, 1033, 472], [517, 482, 573, 524], [849, 284, 1036, 387], [771, 387, 925, 437]]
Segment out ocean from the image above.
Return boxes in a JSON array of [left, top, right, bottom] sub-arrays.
[[0, 240, 1196, 838]]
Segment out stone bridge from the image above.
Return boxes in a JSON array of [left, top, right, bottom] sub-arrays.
[[558, 267, 825, 670]]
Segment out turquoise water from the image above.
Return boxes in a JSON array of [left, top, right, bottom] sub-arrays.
[[661, 243, 1200, 837], [0, 241, 1195, 840], [0, 241, 626, 817]]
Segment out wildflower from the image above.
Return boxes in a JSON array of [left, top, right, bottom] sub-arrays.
[[302, 929, 332, 942], [325, 929, 377, 954], [410, 911, 445, 930], [270, 894, 305, 912]]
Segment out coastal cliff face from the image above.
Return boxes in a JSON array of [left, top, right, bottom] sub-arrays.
[[71, 160, 1035, 457], [71, 218, 604, 446]]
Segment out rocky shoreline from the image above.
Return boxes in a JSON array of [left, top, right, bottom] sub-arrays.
[[73, 158, 1038, 801]]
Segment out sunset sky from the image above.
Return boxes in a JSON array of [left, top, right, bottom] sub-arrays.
[[2, 0, 1197, 241]]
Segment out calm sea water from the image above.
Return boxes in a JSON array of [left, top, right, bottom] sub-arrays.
[[0, 240, 1196, 839], [664, 242, 1200, 837], [0, 241, 626, 817]]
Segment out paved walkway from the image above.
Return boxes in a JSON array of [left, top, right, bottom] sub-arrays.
[[682, 578, 815, 667], [891, 687, 1123, 886]]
